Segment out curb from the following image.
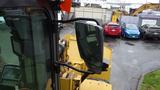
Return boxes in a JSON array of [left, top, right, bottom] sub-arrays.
[[137, 74, 144, 90]]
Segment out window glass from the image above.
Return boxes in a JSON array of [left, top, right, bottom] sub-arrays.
[[126, 24, 138, 30]]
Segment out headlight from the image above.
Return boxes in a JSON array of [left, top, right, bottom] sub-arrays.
[[126, 31, 130, 34], [137, 32, 140, 35]]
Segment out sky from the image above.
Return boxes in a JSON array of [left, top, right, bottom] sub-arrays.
[[108, 0, 159, 3]]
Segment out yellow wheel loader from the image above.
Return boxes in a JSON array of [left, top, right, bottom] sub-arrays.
[[0, 0, 112, 90]]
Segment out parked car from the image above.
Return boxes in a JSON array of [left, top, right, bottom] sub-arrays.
[[122, 24, 140, 39], [103, 22, 121, 37], [140, 24, 160, 39]]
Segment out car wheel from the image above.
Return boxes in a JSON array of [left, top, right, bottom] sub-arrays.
[[103, 33, 107, 37], [123, 34, 126, 38], [122, 33, 126, 39], [142, 35, 145, 40], [143, 35, 148, 40], [120, 35, 123, 39]]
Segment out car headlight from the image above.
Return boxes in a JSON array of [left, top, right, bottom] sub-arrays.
[[126, 31, 130, 34]]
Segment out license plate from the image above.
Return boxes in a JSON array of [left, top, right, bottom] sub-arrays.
[[112, 29, 115, 31]]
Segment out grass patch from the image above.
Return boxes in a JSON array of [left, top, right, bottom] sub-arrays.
[[140, 69, 160, 90]]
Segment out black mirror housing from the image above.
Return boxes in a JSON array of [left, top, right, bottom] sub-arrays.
[[75, 21, 104, 74]]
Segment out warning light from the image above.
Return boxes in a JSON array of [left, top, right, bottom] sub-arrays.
[[60, 0, 72, 13]]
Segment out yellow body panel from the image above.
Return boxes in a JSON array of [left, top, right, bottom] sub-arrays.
[[65, 35, 84, 64], [60, 78, 74, 90], [46, 78, 112, 90], [46, 77, 81, 90], [80, 79, 112, 90]]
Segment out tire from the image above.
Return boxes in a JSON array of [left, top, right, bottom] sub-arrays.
[[143, 35, 150, 40], [121, 33, 126, 40], [103, 33, 107, 38], [142, 35, 146, 40]]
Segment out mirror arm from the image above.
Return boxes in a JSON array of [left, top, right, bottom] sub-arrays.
[[52, 18, 100, 25], [56, 62, 94, 74], [81, 73, 90, 82]]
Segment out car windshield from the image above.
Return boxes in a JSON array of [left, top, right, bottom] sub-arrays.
[[109, 24, 120, 28], [126, 24, 138, 30]]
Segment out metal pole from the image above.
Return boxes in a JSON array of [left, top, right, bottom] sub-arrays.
[[48, 10, 60, 90], [48, 0, 60, 90], [44, 1, 60, 90], [52, 11, 60, 90]]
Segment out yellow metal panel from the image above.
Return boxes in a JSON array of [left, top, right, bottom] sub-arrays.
[[80, 79, 112, 90], [103, 47, 112, 62], [60, 78, 73, 90], [88, 67, 111, 80], [45, 78, 75, 90], [45, 79, 52, 90], [65, 35, 84, 64]]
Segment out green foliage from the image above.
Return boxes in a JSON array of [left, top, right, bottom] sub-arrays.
[[140, 69, 160, 90]]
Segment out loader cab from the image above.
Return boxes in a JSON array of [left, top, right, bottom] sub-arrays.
[[0, 13, 50, 90]]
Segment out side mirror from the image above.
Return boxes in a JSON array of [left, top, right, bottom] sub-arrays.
[[75, 21, 103, 74]]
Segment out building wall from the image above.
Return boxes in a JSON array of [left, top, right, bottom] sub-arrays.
[[71, 7, 113, 24]]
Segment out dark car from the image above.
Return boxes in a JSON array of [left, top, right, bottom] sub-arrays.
[[140, 24, 160, 39]]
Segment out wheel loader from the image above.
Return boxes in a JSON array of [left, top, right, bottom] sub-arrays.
[[0, 0, 112, 90]]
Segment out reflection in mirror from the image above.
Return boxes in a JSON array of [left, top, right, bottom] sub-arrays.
[[75, 21, 103, 74]]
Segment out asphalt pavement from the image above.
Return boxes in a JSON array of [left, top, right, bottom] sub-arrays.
[[105, 37, 160, 90]]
